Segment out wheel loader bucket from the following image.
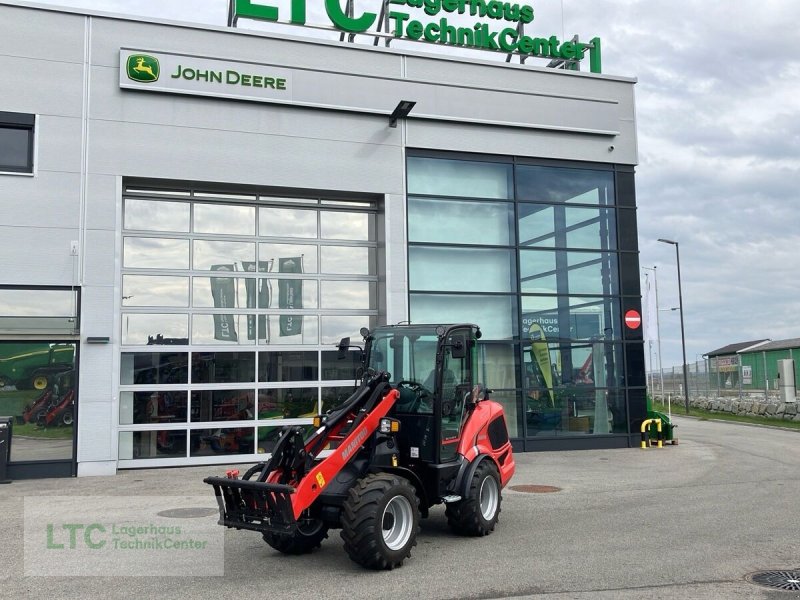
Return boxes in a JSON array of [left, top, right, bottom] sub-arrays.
[[204, 476, 297, 535]]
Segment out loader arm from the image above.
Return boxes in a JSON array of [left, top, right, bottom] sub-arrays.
[[204, 371, 399, 532]]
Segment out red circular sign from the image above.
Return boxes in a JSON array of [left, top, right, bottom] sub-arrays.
[[624, 309, 642, 329]]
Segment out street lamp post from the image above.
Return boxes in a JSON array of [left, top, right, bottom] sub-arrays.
[[657, 238, 690, 414]]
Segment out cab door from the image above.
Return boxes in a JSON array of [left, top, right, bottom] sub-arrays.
[[438, 328, 474, 462]]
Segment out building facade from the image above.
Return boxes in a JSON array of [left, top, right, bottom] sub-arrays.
[[0, 1, 645, 479]]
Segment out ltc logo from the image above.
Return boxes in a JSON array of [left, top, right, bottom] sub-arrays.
[[126, 54, 160, 82]]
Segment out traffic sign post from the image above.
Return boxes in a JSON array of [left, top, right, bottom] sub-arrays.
[[624, 309, 642, 329]]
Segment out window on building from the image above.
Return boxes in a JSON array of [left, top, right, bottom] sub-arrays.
[[407, 154, 629, 440], [0, 111, 35, 174]]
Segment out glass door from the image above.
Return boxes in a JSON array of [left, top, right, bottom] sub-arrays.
[[1, 341, 77, 474]]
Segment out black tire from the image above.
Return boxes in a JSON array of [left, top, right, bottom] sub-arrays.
[[61, 409, 73, 426], [0, 376, 8, 388], [340, 473, 420, 570], [446, 460, 502, 536], [263, 518, 328, 555], [35, 410, 48, 427]]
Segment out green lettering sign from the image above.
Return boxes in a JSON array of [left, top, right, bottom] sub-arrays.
[[233, 0, 602, 72]]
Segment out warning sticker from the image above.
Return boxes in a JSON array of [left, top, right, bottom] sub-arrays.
[[315, 472, 326, 488]]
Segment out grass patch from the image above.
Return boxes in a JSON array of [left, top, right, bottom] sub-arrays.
[[13, 422, 73, 439], [659, 405, 800, 430]]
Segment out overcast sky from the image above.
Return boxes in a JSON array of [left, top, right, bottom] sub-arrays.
[[22, 0, 800, 368]]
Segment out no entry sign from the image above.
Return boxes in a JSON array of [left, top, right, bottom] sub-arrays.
[[624, 309, 642, 329]]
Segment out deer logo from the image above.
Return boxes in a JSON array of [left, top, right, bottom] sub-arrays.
[[126, 54, 160, 83]]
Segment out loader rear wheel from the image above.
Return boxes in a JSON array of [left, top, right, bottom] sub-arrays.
[[262, 518, 328, 555], [446, 460, 501, 536], [340, 473, 420, 570]]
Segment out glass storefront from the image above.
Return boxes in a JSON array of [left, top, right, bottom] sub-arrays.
[[118, 187, 378, 464], [407, 154, 641, 441]]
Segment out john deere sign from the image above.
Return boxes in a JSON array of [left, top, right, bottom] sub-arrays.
[[232, 0, 601, 72], [120, 49, 292, 103], [126, 54, 160, 82]]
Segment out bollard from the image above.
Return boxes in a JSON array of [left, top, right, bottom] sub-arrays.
[[0, 416, 12, 483], [640, 418, 663, 449]]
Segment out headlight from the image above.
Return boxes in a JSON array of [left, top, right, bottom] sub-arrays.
[[379, 417, 400, 434]]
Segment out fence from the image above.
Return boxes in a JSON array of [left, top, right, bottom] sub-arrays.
[[648, 358, 790, 401]]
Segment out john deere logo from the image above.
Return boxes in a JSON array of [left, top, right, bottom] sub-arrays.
[[126, 54, 160, 82]]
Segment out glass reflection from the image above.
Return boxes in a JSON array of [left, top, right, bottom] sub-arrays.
[[410, 294, 515, 340], [122, 275, 189, 307], [194, 203, 255, 235], [193, 240, 255, 271], [119, 391, 187, 425], [320, 281, 375, 309], [407, 157, 512, 199], [409, 247, 514, 293], [320, 211, 372, 241], [258, 387, 318, 418], [259, 244, 318, 273], [2, 342, 76, 462], [190, 427, 255, 456], [192, 314, 319, 345], [120, 352, 188, 385], [191, 315, 255, 345], [191, 390, 255, 422], [124, 199, 190, 232], [519, 250, 619, 296], [320, 246, 374, 275], [321, 350, 361, 381], [516, 166, 615, 205], [191, 352, 256, 383], [122, 314, 189, 346], [408, 198, 513, 245], [320, 316, 375, 345], [119, 430, 187, 459], [518, 204, 616, 250], [123, 237, 190, 270], [259, 351, 318, 382], [259, 207, 317, 238], [521, 296, 618, 341]]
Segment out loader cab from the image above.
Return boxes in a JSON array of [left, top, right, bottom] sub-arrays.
[[362, 324, 479, 465]]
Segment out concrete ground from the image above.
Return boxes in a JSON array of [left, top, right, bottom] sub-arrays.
[[1, 416, 799, 599]]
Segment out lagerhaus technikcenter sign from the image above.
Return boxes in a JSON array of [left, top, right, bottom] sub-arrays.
[[230, 0, 603, 72]]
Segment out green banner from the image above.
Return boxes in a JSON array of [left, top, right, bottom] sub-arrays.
[[529, 322, 553, 406], [278, 257, 303, 336], [210, 264, 238, 342], [242, 261, 272, 341]]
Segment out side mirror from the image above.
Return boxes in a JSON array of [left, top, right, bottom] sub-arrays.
[[337, 337, 350, 360], [451, 335, 467, 359]]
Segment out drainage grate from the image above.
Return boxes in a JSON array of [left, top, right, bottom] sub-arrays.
[[156, 507, 219, 519], [509, 484, 561, 494], [747, 570, 800, 591]]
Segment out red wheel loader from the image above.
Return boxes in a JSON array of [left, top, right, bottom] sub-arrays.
[[204, 323, 515, 570]]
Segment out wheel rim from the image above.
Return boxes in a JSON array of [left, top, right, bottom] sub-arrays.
[[382, 494, 413, 551], [62, 411, 73, 426], [479, 475, 499, 521], [33, 376, 48, 390]]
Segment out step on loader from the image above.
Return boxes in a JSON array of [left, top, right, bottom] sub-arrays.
[[205, 323, 515, 570]]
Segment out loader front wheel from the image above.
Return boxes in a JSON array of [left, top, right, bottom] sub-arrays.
[[340, 473, 420, 570], [446, 459, 501, 536], [262, 518, 328, 555]]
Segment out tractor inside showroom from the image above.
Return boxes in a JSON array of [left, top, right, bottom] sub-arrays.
[[205, 323, 515, 570]]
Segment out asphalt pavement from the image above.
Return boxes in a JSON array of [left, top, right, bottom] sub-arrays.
[[1, 416, 799, 599]]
